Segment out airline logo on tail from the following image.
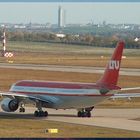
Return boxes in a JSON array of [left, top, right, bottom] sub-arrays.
[[109, 60, 120, 70], [96, 41, 125, 87]]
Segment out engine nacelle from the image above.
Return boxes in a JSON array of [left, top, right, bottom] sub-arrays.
[[1, 98, 19, 112]]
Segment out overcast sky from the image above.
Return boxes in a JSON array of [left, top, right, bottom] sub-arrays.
[[0, 3, 140, 24]]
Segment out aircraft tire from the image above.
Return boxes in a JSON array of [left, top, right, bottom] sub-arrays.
[[77, 111, 82, 117], [19, 108, 22, 112], [34, 111, 39, 117], [87, 111, 91, 117], [22, 108, 25, 112], [44, 111, 48, 117]]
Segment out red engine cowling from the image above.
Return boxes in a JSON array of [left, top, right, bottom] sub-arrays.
[[1, 98, 19, 112]]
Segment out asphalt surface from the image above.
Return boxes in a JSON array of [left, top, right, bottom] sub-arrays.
[[0, 107, 140, 132], [0, 63, 139, 76]]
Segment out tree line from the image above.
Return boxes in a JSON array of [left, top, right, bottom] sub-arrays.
[[0, 30, 139, 49]]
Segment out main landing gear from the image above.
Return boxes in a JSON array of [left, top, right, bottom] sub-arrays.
[[34, 110, 48, 117], [34, 101, 48, 117], [77, 110, 91, 117], [77, 106, 94, 118]]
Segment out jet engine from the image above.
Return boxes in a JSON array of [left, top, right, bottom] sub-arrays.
[[1, 98, 19, 112]]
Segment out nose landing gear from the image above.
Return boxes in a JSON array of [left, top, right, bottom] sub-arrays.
[[19, 103, 25, 112], [19, 107, 25, 112]]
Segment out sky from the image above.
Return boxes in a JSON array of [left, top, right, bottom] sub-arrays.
[[0, 3, 140, 24]]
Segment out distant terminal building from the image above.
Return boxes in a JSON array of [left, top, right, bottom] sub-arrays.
[[56, 33, 66, 38], [58, 6, 65, 28]]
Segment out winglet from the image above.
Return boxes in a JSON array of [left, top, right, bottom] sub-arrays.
[[96, 41, 125, 88]]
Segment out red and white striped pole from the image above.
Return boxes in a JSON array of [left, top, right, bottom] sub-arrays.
[[1, 27, 14, 60], [2, 28, 6, 56]]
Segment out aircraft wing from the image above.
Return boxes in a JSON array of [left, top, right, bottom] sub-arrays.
[[0, 91, 52, 105], [111, 93, 140, 99]]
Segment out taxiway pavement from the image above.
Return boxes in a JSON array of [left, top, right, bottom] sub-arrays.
[[0, 63, 139, 76], [0, 107, 140, 132]]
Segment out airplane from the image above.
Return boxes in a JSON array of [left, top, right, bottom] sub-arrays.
[[0, 41, 140, 118]]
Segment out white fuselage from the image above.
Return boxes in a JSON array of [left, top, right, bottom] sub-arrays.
[[10, 80, 114, 109]]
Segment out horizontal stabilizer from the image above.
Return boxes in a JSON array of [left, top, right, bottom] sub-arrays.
[[111, 93, 140, 99], [120, 87, 140, 91]]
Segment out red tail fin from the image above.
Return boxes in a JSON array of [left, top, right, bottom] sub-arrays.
[[96, 41, 125, 87]]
